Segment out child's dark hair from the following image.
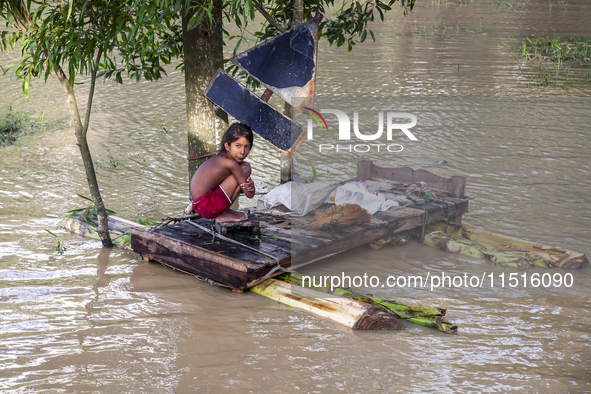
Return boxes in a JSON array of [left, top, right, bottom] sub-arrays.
[[219, 123, 253, 154]]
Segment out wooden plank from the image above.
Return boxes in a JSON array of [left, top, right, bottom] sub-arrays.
[[214, 214, 260, 236], [226, 230, 292, 263], [383, 199, 468, 233], [292, 199, 469, 267], [156, 221, 290, 270], [137, 225, 282, 268], [357, 161, 459, 192], [133, 228, 251, 271], [247, 259, 293, 287], [131, 229, 249, 289], [133, 228, 292, 289], [153, 230, 271, 271], [261, 88, 273, 102], [449, 214, 463, 224], [261, 223, 292, 236], [357, 160, 371, 181], [288, 228, 331, 247], [257, 229, 313, 254], [450, 176, 466, 198], [374, 167, 451, 190]]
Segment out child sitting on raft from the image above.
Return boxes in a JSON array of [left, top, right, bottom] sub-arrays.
[[189, 123, 255, 223]]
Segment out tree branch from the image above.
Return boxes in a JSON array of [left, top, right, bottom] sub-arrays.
[[83, 45, 103, 136], [252, 0, 286, 33]]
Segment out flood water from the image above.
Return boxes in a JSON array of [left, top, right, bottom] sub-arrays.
[[1, 0, 591, 392]]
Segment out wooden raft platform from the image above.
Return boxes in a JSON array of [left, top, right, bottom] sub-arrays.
[[131, 161, 469, 290]]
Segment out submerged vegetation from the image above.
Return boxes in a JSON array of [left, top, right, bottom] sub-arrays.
[[45, 229, 67, 255], [0, 105, 62, 146], [0, 105, 37, 146], [415, 16, 488, 41], [515, 36, 591, 86]]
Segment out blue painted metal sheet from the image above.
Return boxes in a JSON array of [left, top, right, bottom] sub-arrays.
[[205, 70, 305, 154], [231, 14, 322, 111]]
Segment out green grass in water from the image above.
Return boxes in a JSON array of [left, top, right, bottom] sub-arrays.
[[516, 35, 591, 87], [0, 105, 30, 146], [1, 105, 62, 147]]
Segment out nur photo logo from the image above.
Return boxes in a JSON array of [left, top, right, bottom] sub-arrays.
[[302, 109, 418, 153]]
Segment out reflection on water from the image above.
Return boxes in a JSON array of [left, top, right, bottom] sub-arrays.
[[1, 0, 590, 391]]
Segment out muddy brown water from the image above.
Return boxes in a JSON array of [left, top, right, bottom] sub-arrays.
[[1, 0, 591, 392]]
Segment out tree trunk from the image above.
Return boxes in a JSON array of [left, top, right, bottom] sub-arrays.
[[183, 0, 228, 183], [280, 0, 304, 184], [293, 0, 304, 26], [55, 67, 113, 248]]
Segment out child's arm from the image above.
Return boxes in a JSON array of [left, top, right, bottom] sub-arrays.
[[226, 160, 255, 198]]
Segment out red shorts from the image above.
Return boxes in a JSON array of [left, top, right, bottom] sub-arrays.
[[192, 186, 232, 219]]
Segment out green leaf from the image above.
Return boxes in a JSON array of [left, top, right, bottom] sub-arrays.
[[76, 194, 93, 202], [376, 6, 384, 20], [137, 219, 159, 225], [65, 207, 85, 213], [243, 1, 250, 20], [249, 0, 255, 20], [205, 6, 213, 23], [233, 37, 243, 56], [22, 79, 29, 101], [188, 10, 204, 29]]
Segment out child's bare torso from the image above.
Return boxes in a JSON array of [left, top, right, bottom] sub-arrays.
[[190, 155, 233, 200]]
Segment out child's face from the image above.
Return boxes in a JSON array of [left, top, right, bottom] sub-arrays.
[[225, 136, 251, 163]]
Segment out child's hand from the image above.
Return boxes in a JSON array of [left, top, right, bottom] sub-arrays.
[[240, 177, 255, 193], [245, 177, 255, 192]]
